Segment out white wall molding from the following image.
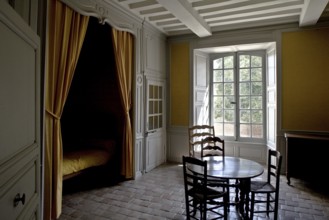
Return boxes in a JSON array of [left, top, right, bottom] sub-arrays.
[[61, 0, 141, 35]]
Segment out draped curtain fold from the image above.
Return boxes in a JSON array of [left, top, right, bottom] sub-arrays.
[[45, 1, 89, 219], [111, 29, 134, 179]]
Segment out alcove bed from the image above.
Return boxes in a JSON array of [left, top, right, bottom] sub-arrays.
[[45, 1, 134, 217], [61, 17, 124, 186]]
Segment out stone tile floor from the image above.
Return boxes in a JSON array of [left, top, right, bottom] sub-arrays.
[[59, 163, 329, 220]]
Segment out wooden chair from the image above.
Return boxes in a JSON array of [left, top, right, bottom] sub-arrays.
[[182, 156, 228, 219], [201, 136, 240, 211], [188, 125, 215, 157], [249, 149, 282, 220], [201, 136, 225, 158]]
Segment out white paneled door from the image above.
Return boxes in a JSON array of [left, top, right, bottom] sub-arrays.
[[144, 78, 166, 172]]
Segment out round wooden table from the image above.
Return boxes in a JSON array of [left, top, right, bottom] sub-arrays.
[[188, 156, 264, 219]]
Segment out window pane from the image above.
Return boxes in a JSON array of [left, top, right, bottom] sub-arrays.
[[251, 82, 262, 95], [224, 110, 234, 122], [154, 115, 159, 129], [149, 101, 153, 114], [240, 96, 250, 109], [214, 83, 223, 95], [240, 124, 251, 137], [240, 55, 250, 68], [213, 58, 222, 69], [224, 70, 234, 82], [251, 96, 262, 109], [154, 100, 158, 113], [214, 123, 223, 136], [239, 82, 250, 95], [224, 83, 234, 95], [252, 110, 263, 123], [159, 115, 162, 128], [239, 69, 250, 81], [224, 123, 234, 136], [214, 109, 223, 122], [213, 70, 223, 82], [154, 86, 158, 98], [149, 116, 154, 130], [224, 56, 234, 68], [251, 68, 262, 81], [224, 96, 235, 109], [159, 101, 162, 113], [252, 125, 263, 138], [240, 110, 250, 123], [251, 56, 262, 67], [214, 97, 223, 109]]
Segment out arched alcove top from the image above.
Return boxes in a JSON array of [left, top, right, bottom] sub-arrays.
[[61, 0, 140, 36]]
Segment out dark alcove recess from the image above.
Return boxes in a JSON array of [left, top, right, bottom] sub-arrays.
[[61, 17, 124, 192]]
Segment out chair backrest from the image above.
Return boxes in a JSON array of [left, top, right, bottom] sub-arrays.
[[201, 136, 225, 158], [188, 125, 215, 156], [182, 156, 208, 192], [267, 149, 282, 188]]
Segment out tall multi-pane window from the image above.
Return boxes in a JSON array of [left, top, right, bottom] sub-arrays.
[[211, 52, 265, 141]]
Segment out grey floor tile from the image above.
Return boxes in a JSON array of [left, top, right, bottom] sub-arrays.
[[60, 163, 329, 220]]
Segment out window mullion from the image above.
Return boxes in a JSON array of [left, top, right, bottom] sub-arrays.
[[234, 53, 239, 141]]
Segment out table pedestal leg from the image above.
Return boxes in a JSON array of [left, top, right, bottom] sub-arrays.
[[238, 179, 251, 219]]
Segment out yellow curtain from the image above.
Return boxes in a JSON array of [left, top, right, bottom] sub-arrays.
[[44, 1, 89, 219], [112, 29, 134, 179]]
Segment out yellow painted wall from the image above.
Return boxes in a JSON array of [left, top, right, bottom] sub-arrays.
[[170, 42, 190, 126], [282, 28, 329, 132]]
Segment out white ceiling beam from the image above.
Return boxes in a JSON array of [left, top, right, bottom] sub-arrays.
[[299, 0, 329, 26], [199, 0, 303, 16], [157, 0, 212, 37], [204, 6, 302, 21], [208, 12, 300, 26], [192, 0, 249, 10]]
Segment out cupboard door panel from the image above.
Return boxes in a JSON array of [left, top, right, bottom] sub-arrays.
[[0, 2, 41, 219], [0, 17, 36, 163]]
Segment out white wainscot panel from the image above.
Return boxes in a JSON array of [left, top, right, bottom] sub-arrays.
[[134, 138, 143, 178], [144, 33, 165, 75], [268, 90, 275, 104], [226, 142, 266, 164], [195, 90, 206, 103], [135, 73, 143, 136], [224, 145, 235, 156], [268, 107, 276, 144], [167, 130, 189, 163], [146, 134, 164, 172], [195, 55, 207, 87]]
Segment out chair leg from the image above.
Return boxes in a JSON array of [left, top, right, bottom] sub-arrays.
[[202, 201, 207, 220], [235, 180, 239, 203], [192, 199, 197, 216], [250, 193, 255, 220], [185, 196, 190, 219], [266, 193, 270, 216], [274, 194, 279, 220], [226, 185, 230, 212], [224, 193, 228, 220]]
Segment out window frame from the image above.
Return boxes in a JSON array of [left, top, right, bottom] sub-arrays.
[[210, 51, 267, 143]]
